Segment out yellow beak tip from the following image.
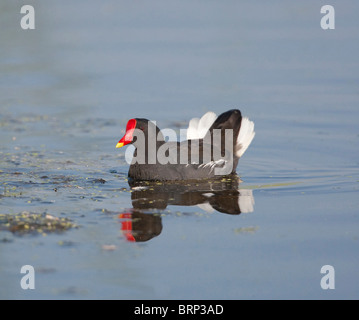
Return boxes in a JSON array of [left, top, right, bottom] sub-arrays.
[[116, 142, 124, 148]]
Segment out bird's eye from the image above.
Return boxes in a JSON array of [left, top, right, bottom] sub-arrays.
[[139, 126, 145, 131]]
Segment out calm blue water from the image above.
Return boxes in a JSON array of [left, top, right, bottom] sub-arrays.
[[1, 0, 359, 299]]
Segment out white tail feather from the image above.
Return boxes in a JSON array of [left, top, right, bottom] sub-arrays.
[[197, 111, 217, 138], [236, 117, 255, 158], [187, 111, 217, 140], [186, 117, 200, 139]]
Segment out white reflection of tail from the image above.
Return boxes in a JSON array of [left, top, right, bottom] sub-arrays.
[[237, 189, 255, 213], [197, 189, 254, 214]]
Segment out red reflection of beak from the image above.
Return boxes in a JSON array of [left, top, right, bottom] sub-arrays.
[[119, 213, 136, 242]]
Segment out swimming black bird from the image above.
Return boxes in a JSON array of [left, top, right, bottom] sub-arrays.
[[116, 109, 255, 181]]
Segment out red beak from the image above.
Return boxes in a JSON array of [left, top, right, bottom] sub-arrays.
[[116, 119, 137, 148]]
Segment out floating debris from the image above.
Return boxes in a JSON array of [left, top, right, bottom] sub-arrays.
[[57, 240, 76, 247], [0, 212, 78, 235], [102, 244, 117, 251], [233, 226, 259, 234], [91, 178, 106, 184]]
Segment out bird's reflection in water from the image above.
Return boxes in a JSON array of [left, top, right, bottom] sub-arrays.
[[118, 174, 254, 242]]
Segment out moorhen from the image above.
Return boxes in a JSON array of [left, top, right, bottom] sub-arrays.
[[116, 109, 255, 181]]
